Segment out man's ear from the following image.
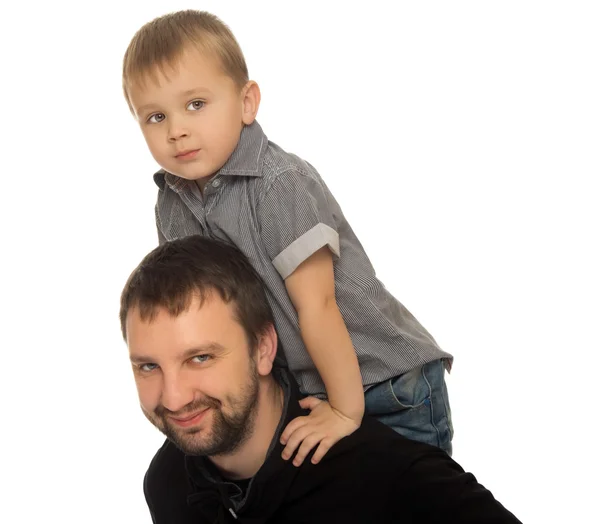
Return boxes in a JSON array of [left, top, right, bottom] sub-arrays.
[[255, 323, 277, 376], [241, 80, 261, 125]]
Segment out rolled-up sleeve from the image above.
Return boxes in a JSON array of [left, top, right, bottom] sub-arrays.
[[259, 170, 340, 279]]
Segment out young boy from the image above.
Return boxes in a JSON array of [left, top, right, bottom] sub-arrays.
[[122, 10, 454, 465]]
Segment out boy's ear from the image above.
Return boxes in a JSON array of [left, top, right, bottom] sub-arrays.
[[241, 81, 261, 125]]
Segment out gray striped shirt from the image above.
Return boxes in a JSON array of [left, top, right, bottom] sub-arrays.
[[154, 121, 452, 396]]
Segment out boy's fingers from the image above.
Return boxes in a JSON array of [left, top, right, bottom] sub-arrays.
[[310, 438, 335, 464], [281, 425, 311, 460], [298, 396, 321, 410], [293, 433, 322, 467], [280, 416, 307, 444]]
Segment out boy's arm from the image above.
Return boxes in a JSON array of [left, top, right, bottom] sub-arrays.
[[280, 246, 365, 466], [257, 168, 365, 465]]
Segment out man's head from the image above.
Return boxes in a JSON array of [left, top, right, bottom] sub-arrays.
[[122, 10, 260, 183], [120, 236, 278, 456]]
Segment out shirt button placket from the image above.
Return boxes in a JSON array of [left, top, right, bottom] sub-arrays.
[[206, 178, 222, 217], [184, 184, 209, 235]]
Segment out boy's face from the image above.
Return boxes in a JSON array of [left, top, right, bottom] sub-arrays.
[[128, 50, 256, 183]]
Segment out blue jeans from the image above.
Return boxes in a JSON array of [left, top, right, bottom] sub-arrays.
[[364, 359, 454, 455]]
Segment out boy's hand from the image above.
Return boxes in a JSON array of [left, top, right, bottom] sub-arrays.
[[280, 397, 360, 467]]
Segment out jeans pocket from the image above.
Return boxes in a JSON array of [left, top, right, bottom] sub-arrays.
[[365, 360, 453, 454], [389, 365, 430, 410], [364, 365, 429, 416]]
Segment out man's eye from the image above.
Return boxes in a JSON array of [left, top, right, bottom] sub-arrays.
[[187, 100, 205, 111], [147, 113, 165, 123], [191, 355, 210, 364], [139, 363, 158, 372]]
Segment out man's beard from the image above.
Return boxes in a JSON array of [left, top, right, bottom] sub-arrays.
[[148, 365, 260, 456]]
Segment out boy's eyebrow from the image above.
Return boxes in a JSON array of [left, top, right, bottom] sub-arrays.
[[180, 87, 213, 97], [130, 342, 226, 364], [135, 103, 160, 115]]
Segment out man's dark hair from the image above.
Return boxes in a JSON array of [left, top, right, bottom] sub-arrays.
[[119, 235, 275, 349]]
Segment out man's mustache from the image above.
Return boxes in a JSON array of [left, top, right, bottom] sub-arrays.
[[155, 396, 221, 418]]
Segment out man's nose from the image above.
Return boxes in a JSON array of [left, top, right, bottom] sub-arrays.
[[161, 372, 194, 413]]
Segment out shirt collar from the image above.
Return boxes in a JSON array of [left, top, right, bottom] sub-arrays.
[[153, 120, 268, 191]]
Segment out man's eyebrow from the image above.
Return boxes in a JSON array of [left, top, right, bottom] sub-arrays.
[[129, 342, 226, 364]]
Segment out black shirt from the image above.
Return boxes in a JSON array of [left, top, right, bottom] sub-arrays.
[[143, 367, 521, 523]]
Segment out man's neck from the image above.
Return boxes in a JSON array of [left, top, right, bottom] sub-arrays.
[[210, 378, 284, 480]]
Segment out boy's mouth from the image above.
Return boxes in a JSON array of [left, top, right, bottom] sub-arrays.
[[175, 149, 200, 160]]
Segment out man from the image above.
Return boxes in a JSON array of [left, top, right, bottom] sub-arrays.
[[120, 235, 521, 523]]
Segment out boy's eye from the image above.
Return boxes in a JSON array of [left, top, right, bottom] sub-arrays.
[[191, 354, 210, 364], [187, 100, 205, 111], [139, 363, 158, 372], [147, 113, 165, 124]]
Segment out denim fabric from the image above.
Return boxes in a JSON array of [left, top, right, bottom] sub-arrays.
[[364, 359, 454, 455]]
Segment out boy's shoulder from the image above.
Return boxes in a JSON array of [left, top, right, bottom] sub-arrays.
[[228, 120, 324, 192], [260, 139, 320, 187]]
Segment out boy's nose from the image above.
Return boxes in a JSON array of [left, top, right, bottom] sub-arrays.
[[168, 128, 189, 141], [167, 122, 190, 141]]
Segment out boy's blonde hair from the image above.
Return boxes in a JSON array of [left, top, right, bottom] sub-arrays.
[[122, 10, 249, 113]]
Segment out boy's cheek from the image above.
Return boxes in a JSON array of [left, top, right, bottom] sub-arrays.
[[143, 133, 163, 153]]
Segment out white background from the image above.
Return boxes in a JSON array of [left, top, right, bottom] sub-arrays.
[[1, 1, 598, 522]]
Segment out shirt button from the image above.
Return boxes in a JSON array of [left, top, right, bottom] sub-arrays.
[[212, 179, 221, 188]]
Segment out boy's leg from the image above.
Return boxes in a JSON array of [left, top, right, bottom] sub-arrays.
[[364, 359, 454, 455]]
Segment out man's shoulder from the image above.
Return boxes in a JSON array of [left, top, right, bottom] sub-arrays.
[[330, 415, 447, 471], [145, 439, 188, 493], [144, 440, 207, 522], [273, 418, 448, 523]]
